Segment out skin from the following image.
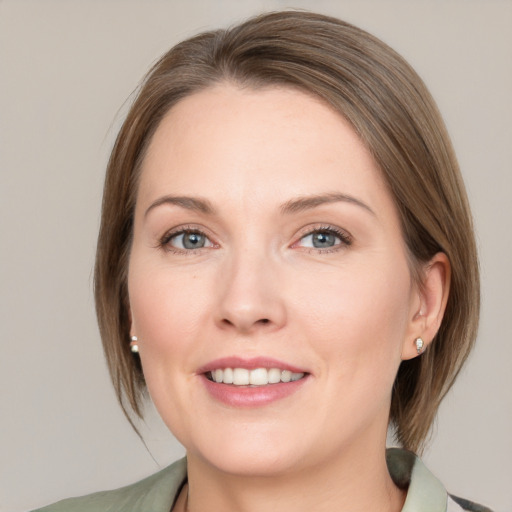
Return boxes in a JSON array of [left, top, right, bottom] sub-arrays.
[[128, 84, 450, 512]]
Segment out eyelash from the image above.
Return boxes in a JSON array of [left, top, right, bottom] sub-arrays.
[[159, 225, 214, 255], [293, 224, 352, 254], [158, 224, 352, 255]]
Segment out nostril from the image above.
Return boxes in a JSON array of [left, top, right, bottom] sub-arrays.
[[219, 317, 273, 331]]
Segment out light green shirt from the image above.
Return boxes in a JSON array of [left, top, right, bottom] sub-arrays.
[[32, 448, 489, 512]]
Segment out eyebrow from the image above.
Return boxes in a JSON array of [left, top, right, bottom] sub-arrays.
[[144, 195, 216, 218], [144, 192, 375, 218], [280, 193, 375, 216]]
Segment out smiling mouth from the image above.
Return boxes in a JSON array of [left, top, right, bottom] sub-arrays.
[[206, 368, 306, 386]]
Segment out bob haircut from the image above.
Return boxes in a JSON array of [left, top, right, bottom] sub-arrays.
[[94, 10, 479, 453]]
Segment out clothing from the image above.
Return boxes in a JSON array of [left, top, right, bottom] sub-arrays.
[[32, 448, 492, 512]]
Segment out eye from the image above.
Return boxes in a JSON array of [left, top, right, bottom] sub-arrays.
[[301, 231, 338, 249], [295, 226, 352, 251], [165, 230, 214, 251]]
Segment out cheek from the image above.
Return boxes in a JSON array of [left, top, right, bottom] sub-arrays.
[[128, 259, 210, 348], [294, 257, 411, 375], [127, 260, 215, 425], [127, 260, 212, 435]]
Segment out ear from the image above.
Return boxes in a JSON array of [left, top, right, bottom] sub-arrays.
[[401, 252, 451, 360]]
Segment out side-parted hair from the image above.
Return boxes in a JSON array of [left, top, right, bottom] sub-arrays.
[[94, 10, 479, 453]]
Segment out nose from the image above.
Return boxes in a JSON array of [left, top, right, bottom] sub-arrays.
[[215, 249, 287, 335]]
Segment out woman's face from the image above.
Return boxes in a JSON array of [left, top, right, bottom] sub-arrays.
[[128, 84, 422, 476]]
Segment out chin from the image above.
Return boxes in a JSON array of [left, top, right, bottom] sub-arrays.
[[197, 445, 302, 478], [181, 423, 311, 477]]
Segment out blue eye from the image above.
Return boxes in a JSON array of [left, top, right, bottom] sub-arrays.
[[297, 228, 351, 250], [168, 231, 213, 250]]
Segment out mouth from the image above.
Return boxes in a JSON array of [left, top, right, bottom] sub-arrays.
[[198, 357, 310, 405], [206, 367, 306, 386]]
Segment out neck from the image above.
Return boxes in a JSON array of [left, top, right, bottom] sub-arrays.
[[181, 441, 405, 512]]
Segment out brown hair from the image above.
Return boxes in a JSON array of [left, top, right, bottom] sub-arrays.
[[94, 10, 479, 453]]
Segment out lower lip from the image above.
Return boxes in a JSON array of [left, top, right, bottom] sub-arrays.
[[201, 375, 309, 407]]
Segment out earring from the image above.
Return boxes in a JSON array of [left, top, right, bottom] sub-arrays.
[[130, 335, 139, 353], [415, 337, 424, 355]]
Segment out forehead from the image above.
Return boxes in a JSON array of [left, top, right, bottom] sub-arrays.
[[137, 83, 390, 212]]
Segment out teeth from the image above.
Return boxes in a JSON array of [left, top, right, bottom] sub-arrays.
[[249, 368, 268, 385], [223, 367, 233, 384], [233, 368, 250, 385], [281, 370, 291, 383], [268, 368, 281, 384], [209, 368, 305, 386]]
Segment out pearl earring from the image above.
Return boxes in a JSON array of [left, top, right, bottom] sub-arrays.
[[130, 335, 139, 353], [415, 337, 424, 355]]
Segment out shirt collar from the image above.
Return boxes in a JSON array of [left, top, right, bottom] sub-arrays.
[[165, 449, 447, 512], [387, 447, 447, 512]]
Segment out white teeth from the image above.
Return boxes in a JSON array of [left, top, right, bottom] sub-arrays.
[[233, 368, 250, 385], [209, 367, 305, 386], [249, 368, 268, 385], [281, 370, 291, 383], [268, 368, 281, 384], [223, 367, 233, 384]]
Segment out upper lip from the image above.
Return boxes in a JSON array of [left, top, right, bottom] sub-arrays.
[[197, 356, 308, 375]]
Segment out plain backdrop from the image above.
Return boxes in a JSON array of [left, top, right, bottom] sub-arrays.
[[1, 1, 511, 511]]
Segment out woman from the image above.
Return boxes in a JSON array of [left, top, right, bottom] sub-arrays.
[[34, 10, 489, 512]]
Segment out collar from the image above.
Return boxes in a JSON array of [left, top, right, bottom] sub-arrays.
[[387, 447, 447, 512], [69, 448, 446, 512], [172, 449, 447, 512]]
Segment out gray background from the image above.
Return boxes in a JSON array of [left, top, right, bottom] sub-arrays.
[[1, 1, 511, 511]]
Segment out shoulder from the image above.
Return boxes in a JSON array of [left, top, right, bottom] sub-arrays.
[[448, 495, 495, 512], [31, 458, 187, 512], [386, 448, 494, 512]]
